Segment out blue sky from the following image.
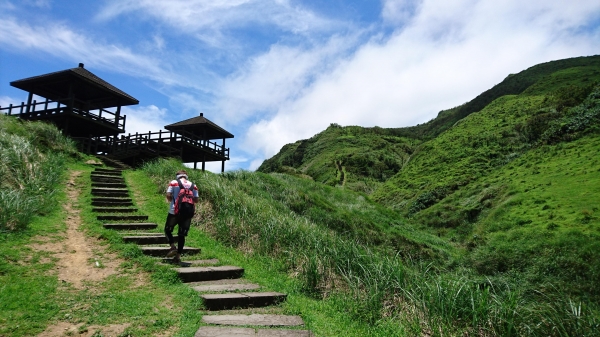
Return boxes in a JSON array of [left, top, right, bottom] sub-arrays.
[[1, 0, 599, 172]]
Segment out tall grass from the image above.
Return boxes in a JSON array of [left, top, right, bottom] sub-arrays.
[[142, 159, 599, 336], [0, 115, 77, 231]]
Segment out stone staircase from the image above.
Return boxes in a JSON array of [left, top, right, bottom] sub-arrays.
[[90, 167, 312, 336]]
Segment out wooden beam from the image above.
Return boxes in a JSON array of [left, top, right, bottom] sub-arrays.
[[25, 92, 33, 114]]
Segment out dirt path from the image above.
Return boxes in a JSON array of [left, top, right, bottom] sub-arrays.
[[32, 170, 132, 337], [30, 171, 121, 289]]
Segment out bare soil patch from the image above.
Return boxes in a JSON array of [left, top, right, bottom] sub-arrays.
[[36, 322, 130, 337], [28, 171, 120, 288]]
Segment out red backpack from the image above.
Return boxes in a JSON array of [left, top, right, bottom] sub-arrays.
[[174, 178, 195, 218]]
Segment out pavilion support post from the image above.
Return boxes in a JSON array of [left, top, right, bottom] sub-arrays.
[[222, 138, 226, 156], [194, 162, 197, 170], [115, 106, 121, 127], [67, 83, 74, 114], [221, 160, 225, 173], [25, 92, 33, 114], [202, 153, 206, 172]]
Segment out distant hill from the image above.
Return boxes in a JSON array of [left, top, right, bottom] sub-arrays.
[[259, 55, 600, 300]]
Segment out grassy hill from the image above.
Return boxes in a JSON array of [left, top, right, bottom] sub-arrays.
[[257, 55, 600, 332]]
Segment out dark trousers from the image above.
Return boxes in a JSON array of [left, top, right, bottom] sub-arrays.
[[164, 213, 192, 254]]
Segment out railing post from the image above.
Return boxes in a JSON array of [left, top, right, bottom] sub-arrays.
[[32, 100, 37, 113], [44, 98, 48, 111], [8, 104, 12, 116]]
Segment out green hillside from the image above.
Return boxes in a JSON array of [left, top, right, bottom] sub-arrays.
[[257, 55, 600, 324], [258, 125, 421, 193]]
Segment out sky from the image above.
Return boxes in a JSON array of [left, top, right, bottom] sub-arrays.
[[1, 0, 599, 172]]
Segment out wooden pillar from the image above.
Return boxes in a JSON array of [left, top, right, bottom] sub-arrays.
[[115, 106, 121, 127], [222, 138, 226, 156], [194, 162, 197, 170], [202, 153, 206, 171], [25, 92, 33, 114], [221, 160, 225, 173]]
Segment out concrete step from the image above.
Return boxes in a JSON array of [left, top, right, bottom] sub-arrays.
[[122, 235, 173, 244], [140, 246, 201, 257], [176, 266, 244, 283], [91, 176, 125, 183], [103, 223, 158, 230], [92, 191, 130, 197], [192, 280, 261, 292], [202, 314, 304, 327], [93, 207, 138, 213], [201, 292, 287, 311], [92, 188, 129, 193], [91, 170, 122, 176], [92, 182, 127, 188], [97, 215, 148, 221], [194, 327, 311, 337], [161, 258, 219, 267], [91, 201, 134, 207], [92, 197, 132, 203], [94, 168, 123, 172]]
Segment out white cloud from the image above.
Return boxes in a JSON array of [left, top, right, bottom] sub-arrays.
[[216, 35, 358, 124], [0, 17, 178, 86], [239, 0, 600, 162], [96, 0, 336, 47], [121, 105, 169, 135]]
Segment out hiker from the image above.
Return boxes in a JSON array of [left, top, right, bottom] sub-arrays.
[[165, 170, 199, 263]]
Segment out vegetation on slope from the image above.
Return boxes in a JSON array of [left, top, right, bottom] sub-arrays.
[[0, 115, 78, 231], [143, 158, 598, 336], [258, 125, 421, 193]]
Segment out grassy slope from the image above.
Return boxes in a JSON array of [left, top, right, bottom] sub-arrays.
[[258, 125, 421, 194], [258, 56, 600, 195]]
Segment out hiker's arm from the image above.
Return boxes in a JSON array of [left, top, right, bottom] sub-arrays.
[[166, 192, 173, 202], [193, 197, 199, 203]]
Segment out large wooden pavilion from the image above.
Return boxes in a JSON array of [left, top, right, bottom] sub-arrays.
[[4, 63, 138, 137]]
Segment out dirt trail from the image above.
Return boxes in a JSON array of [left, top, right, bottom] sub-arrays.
[[32, 170, 162, 337], [30, 170, 121, 288]]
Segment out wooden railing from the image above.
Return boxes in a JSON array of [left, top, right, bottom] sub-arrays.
[[0, 97, 126, 130], [73, 130, 229, 159]]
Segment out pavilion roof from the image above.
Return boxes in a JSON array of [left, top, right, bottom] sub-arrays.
[[10, 63, 138, 109], [165, 113, 234, 139]]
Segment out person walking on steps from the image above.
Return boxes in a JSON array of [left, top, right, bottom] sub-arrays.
[[165, 170, 199, 263]]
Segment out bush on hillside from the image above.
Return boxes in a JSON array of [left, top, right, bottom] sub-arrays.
[[0, 116, 76, 231]]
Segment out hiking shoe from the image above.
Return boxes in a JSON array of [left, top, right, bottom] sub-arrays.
[[166, 248, 178, 258], [172, 256, 181, 264]]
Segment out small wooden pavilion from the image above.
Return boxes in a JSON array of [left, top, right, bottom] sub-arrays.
[[4, 63, 138, 137], [165, 113, 234, 172]]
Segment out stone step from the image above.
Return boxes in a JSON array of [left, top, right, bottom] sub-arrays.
[[91, 174, 124, 180], [94, 168, 123, 172], [122, 235, 173, 245], [161, 258, 219, 267], [140, 246, 201, 257], [92, 197, 133, 203], [176, 266, 244, 283], [201, 292, 287, 311], [195, 327, 311, 337], [92, 207, 138, 213], [97, 215, 148, 221], [92, 182, 128, 188], [92, 188, 129, 193], [202, 314, 304, 327], [92, 191, 130, 197], [91, 170, 122, 176], [103, 223, 158, 230], [192, 280, 261, 292], [91, 176, 125, 183], [93, 207, 138, 213], [91, 201, 134, 207]]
